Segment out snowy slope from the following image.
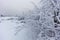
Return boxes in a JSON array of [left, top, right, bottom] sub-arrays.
[[0, 17, 41, 40]]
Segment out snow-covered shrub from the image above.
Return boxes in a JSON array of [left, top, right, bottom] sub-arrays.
[[45, 29, 55, 37]]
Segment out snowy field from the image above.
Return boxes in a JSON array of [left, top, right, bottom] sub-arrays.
[[0, 17, 41, 40]]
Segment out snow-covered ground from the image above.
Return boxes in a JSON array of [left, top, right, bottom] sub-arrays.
[[0, 17, 41, 40], [0, 15, 60, 40]]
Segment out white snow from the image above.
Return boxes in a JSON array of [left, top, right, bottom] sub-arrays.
[[0, 17, 40, 40], [0, 0, 60, 40]]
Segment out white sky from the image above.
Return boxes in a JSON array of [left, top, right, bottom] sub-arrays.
[[0, 0, 40, 16]]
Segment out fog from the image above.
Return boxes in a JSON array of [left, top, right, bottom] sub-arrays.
[[0, 0, 40, 16]]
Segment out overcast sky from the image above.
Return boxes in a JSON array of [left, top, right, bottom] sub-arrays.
[[0, 0, 40, 16]]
